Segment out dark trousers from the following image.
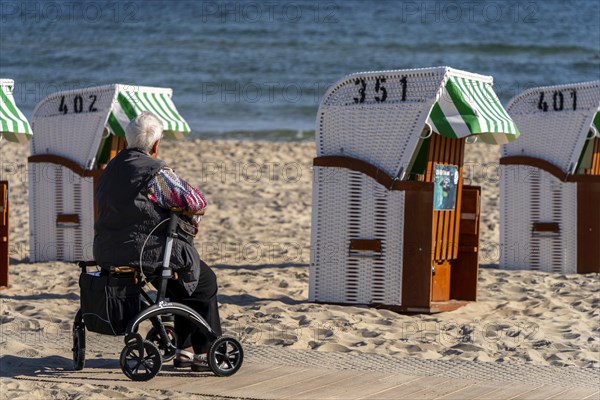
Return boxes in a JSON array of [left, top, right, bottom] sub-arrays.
[[164, 260, 222, 354]]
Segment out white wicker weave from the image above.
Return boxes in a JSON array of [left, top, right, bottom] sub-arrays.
[[500, 165, 577, 274], [316, 67, 494, 179], [500, 81, 599, 274], [309, 167, 403, 305], [503, 81, 600, 174], [31, 84, 178, 169], [28, 163, 95, 262]]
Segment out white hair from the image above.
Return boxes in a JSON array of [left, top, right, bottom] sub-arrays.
[[125, 111, 163, 152]]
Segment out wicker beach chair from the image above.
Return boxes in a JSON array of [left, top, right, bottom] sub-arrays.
[[500, 81, 600, 274], [1, 78, 33, 287], [310, 67, 519, 312], [28, 84, 191, 262]]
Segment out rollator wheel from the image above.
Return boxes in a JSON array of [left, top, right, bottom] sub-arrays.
[[207, 336, 244, 377], [119, 339, 162, 381], [146, 325, 178, 362], [72, 323, 86, 371]]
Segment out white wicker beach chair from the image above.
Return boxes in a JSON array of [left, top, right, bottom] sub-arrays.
[[311, 66, 519, 312], [29, 84, 191, 262], [500, 81, 600, 274], [1, 78, 32, 288]]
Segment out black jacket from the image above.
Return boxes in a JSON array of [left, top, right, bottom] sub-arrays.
[[93, 147, 200, 294]]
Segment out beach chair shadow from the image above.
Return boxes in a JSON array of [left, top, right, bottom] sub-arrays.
[[0, 354, 214, 381], [0, 293, 79, 301], [0, 355, 90, 378]]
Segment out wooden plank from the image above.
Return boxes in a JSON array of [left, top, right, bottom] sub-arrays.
[[118, 137, 127, 153], [458, 220, 477, 235], [171, 364, 290, 393], [436, 135, 445, 262], [427, 134, 441, 261], [437, 384, 500, 399], [577, 181, 600, 273], [109, 135, 119, 161], [483, 384, 544, 400], [532, 222, 560, 233], [315, 372, 422, 400], [226, 368, 341, 398], [314, 156, 433, 191], [281, 370, 371, 399], [0, 181, 6, 222], [592, 138, 599, 175], [452, 139, 466, 259], [0, 181, 8, 289], [390, 299, 468, 313], [408, 379, 475, 399], [425, 133, 438, 182], [360, 376, 450, 399], [445, 138, 459, 261], [511, 385, 570, 400], [431, 260, 450, 301], [451, 186, 480, 302], [461, 184, 479, 213], [349, 239, 382, 253], [584, 391, 600, 399], [435, 136, 447, 261], [56, 214, 80, 224], [444, 136, 459, 260], [402, 187, 434, 309]]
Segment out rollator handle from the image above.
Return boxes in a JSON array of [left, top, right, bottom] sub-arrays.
[[170, 207, 205, 216], [76, 260, 98, 273], [167, 212, 179, 238]]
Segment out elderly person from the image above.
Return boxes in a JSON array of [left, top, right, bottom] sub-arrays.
[[94, 111, 221, 372]]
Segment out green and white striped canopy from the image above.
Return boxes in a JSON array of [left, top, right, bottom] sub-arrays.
[[107, 87, 190, 140], [427, 76, 519, 144], [0, 79, 32, 144]]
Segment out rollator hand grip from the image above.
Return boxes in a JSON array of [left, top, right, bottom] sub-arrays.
[[170, 207, 205, 216], [167, 213, 179, 237]]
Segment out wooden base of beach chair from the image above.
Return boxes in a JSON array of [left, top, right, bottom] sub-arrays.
[[0, 181, 9, 289], [577, 180, 600, 273], [380, 300, 470, 314]]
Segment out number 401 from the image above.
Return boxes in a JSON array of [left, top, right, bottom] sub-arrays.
[[538, 90, 576, 112]]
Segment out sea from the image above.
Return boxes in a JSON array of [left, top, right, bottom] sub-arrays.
[[1, 0, 598, 140]]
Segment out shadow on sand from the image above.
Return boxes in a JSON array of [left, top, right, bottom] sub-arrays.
[[0, 354, 213, 381]]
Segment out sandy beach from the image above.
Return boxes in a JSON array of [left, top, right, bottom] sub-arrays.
[[1, 139, 598, 398]]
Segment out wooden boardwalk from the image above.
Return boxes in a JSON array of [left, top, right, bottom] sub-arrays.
[[17, 361, 599, 400], [5, 345, 599, 400]]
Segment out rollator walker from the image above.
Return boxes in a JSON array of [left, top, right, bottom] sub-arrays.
[[72, 209, 244, 381]]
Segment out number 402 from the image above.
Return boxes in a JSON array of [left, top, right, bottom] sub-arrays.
[[59, 95, 98, 114]]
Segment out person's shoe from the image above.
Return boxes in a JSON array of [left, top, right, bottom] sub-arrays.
[[173, 349, 194, 368], [191, 354, 211, 372]]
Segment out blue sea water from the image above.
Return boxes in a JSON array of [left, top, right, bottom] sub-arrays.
[[0, 0, 598, 140]]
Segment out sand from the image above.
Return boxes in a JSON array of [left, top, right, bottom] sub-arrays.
[[1, 139, 598, 398]]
